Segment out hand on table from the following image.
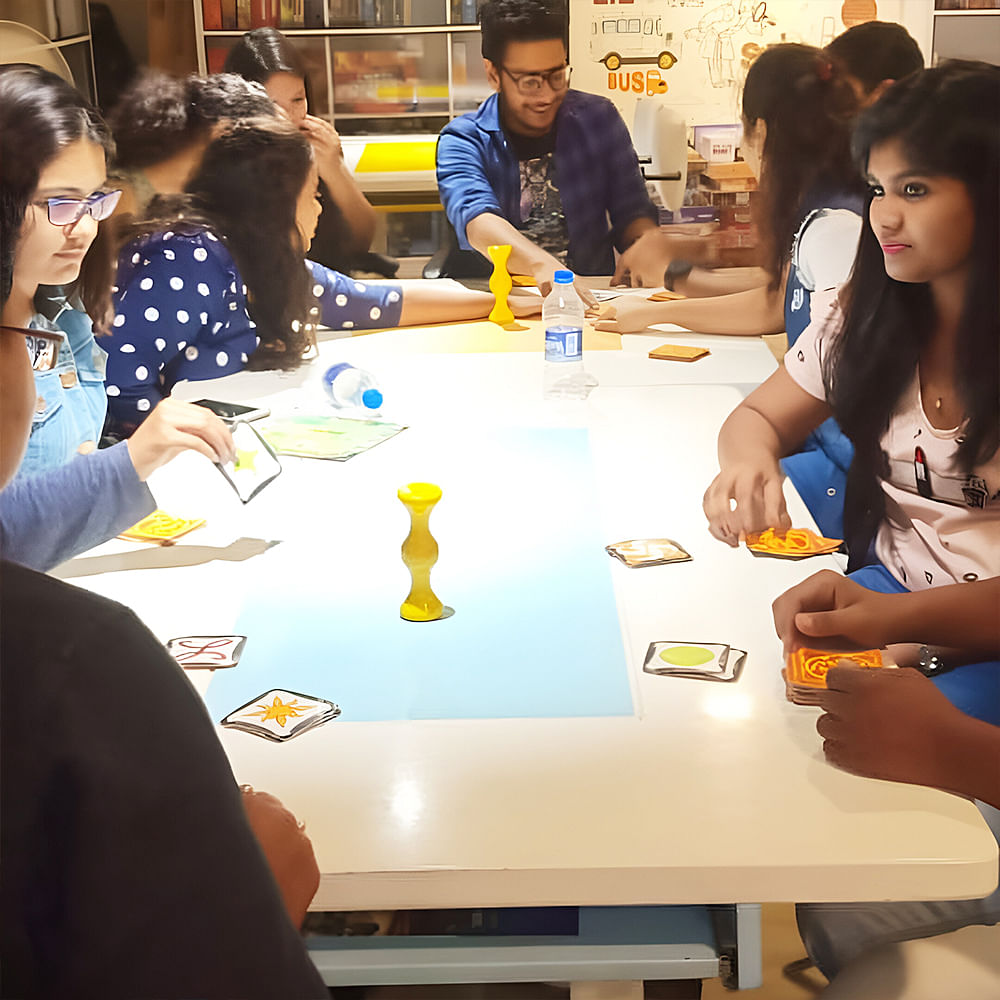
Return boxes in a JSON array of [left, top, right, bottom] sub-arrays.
[[592, 297, 671, 334], [509, 290, 542, 318], [772, 570, 899, 656], [126, 398, 235, 482], [611, 229, 677, 288], [529, 259, 598, 309], [816, 664, 964, 791], [240, 786, 320, 929], [702, 461, 791, 546]]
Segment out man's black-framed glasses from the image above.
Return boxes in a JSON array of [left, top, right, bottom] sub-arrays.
[[33, 189, 122, 227], [501, 64, 572, 95], [0, 325, 64, 371]]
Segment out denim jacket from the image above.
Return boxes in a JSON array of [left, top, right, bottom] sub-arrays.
[[17, 294, 108, 479]]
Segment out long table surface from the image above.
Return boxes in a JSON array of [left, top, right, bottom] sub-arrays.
[[62, 318, 998, 912]]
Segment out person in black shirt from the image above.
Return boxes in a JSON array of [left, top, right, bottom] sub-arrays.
[[0, 78, 328, 998]]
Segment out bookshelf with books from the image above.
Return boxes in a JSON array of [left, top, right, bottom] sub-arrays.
[[193, 0, 489, 137], [0, 0, 96, 99]]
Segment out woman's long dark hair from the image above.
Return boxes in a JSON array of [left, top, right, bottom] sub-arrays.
[[223, 27, 308, 83], [0, 65, 115, 326], [742, 44, 862, 288], [122, 116, 313, 370], [827, 61, 1000, 564]]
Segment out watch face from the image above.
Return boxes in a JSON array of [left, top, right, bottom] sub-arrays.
[[918, 646, 947, 677]]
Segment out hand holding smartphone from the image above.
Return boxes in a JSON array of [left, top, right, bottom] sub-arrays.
[[193, 398, 271, 423]]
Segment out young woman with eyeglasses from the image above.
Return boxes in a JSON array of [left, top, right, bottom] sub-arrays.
[[104, 114, 538, 435], [0, 65, 234, 570], [0, 63, 121, 476]]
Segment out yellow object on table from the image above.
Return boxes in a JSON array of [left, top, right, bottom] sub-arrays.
[[398, 482, 447, 622], [119, 509, 206, 544], [487, 244, 515, 326]]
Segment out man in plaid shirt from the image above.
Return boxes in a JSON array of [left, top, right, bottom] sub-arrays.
[[436, 0, 658, 300]]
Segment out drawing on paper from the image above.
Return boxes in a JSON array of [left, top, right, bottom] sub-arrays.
[[684, 0, 775, 89]]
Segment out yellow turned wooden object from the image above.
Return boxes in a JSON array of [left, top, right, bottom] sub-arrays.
[[487, 244, 514, 325], [398, 482, 445, 621]]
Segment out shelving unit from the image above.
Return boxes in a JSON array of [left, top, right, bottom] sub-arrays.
[[0, 0, 95, 98], [191, 0, 491, 137], [191, 0, 493, 259], [931, 0, 1000, 63]]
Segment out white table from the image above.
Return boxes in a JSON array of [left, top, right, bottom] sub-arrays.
[[62, 321, 998, 993]]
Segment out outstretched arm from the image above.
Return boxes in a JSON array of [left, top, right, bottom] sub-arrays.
[[703, 365, 831, 544], [465, 213, 598, 307], [594, 280, 785, 336]]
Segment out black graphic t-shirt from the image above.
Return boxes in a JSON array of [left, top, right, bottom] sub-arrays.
[[504, 125, 569, 264]]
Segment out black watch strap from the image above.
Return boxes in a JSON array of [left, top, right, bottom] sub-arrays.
[[663, 258, 694, 292]]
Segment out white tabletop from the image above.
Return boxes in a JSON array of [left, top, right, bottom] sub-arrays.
[[64, 322, 998, 912]]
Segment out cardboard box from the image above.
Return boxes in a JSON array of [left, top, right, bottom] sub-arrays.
[[693, 123, 742, 163], [695, 132, 736, 163], [701, 161, 757, 191]]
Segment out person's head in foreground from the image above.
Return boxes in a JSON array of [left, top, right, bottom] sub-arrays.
[[825, 20, 924, 106], [121, 115, 319, 370], [107, 71, 275, 207], [223, 27, 312, 125], [0, 64, 117, 332], [830, 60, 1000, 556], [739, 43, 862, 288], [479, 0, 571, 138]]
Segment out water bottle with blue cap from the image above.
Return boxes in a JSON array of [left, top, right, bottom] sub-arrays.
[[322, 362, 384, 416], [542, 269, 598, 400]]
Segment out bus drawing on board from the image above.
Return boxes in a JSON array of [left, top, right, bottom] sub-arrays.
[[590, 9, 678, 72]]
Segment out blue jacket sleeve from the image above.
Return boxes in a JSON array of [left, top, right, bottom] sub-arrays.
[[108, 233, 254, 431], [435, 114, 507, 250], [0, 443, 155, 572], [304, 260, 403, 330], [600, 102, 658, 248]]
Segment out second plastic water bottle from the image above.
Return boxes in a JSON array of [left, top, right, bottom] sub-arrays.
[[542, 270, 598, 400], [322, 362, 384, 416]]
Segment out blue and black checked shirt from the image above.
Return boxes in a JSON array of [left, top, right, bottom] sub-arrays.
[[436, 90, 657, 276]]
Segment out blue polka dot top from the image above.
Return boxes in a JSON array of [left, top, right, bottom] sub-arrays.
[[106, 228, 403, 430]]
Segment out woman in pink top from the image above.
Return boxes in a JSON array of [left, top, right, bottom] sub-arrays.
[[703, 60, 999, 722]]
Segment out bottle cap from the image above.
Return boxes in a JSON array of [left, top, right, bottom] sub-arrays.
[[553, 269, 574, 284], [361, 388, 383, 410]]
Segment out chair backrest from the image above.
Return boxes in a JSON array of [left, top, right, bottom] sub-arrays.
[[422, 218, 492, 280], [634, 100, 688, 212], [0, 20, 75, 84]]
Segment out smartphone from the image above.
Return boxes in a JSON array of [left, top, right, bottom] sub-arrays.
[[192, 398, 270, 423]]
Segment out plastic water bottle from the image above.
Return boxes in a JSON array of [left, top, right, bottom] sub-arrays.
[[322, 362, 383, 416], [542, 270, 598, 400]]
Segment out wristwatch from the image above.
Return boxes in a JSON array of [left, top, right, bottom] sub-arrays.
[[663, 258, 694, 292], [917, 645, 949, 677]]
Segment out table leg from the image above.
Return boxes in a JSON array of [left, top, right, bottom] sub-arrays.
[[569, 981, 644, 1000]]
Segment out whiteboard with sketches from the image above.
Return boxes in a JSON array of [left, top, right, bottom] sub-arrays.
[[569, 0, 916, 134]]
